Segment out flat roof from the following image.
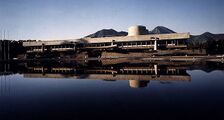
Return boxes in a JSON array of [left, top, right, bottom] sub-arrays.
[[83, 33, 190, 43], [23, 33, 190, 47], [23, 39, 80, 47]]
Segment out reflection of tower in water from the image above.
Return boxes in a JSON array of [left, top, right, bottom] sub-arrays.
[[129, 80, 150, 88]]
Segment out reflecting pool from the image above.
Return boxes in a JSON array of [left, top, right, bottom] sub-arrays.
[[0, 60, 224, 120]]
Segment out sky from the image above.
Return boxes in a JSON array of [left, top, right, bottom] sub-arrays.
[[0, 0, 224, 40]]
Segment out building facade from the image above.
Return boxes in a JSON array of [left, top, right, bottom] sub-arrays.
[[22, 26, 190, 58]]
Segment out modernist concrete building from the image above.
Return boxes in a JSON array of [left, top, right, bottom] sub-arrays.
[[80, 25, 190, 51], [22, 25, 190, 55]]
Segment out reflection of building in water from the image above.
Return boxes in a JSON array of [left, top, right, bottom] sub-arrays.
[[1, 61, 224, 89], [22, 62, 191, 88]]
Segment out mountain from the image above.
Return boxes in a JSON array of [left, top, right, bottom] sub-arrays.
[[85, 26, 176, 38], [85, 27, 224, 43], [149, 26, 176, 34], [188, 32, 224, 54], [85, 29, 128, 38], [189, 32, 224, 46]]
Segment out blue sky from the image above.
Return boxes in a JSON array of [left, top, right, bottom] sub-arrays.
[[0, 0, 224, 40]]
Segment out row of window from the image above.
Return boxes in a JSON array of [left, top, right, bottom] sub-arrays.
[[27, 40, 187, 50], [85, 40, 186, 47], [29, 45, 75, 50]]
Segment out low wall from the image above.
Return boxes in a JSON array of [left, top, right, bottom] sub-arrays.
[[101, 49, 207, 59]]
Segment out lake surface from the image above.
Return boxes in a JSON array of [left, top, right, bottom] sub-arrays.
[[0, 60, 224, 120]]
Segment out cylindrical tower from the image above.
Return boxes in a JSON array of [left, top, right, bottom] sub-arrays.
[[128, 25, 149, 36]]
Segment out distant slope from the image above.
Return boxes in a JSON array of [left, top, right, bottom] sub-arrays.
[[188, 32, 224, 54], [189, 32, 224, 45], [85, 29, 128, 38], [85, 26, 176, 38], [149, 26, 176, 34], [85, 27, 224, 44]]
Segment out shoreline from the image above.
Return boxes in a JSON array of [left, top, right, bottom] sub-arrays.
[[1, 55, 224, 63]]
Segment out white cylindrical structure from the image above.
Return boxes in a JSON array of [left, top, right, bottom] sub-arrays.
[[128, 25, 148, 36]]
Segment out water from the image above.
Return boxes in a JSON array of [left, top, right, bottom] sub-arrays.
[[0, 60, 224, 120]]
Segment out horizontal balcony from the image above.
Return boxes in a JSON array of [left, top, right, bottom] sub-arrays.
[[166, 44, 187, 49], [27, 48, 75, 53], [119, 45, 154, 50], [84, 44, 117, 49], [51, 48, 75, 51]]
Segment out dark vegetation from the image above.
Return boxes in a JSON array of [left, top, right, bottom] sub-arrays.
[[188, 32, 224, 54]]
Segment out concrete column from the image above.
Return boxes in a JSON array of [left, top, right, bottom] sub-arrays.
[[41, 43, 45, 53], [42, 67, 44, 73], [111, 40, 115, 46], [154, 40, 157, 51], [73, 44, 76, 51], [154, 64, 158, 75]]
